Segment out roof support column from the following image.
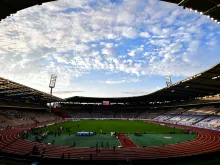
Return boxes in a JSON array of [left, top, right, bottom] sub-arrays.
[[178, 0, 192, 6]]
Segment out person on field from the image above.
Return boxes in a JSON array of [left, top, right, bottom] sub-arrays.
[[41, 152, 45, 158], [124, 138, 126, 144], [106, 142, 109, 148], [113, 144, 115, 153], [101, 142, 104, 147], [73, 141, 76, 147], [61, 153, 65, 160], [96, 145, 98, 154], [42, 146, 45, 154]]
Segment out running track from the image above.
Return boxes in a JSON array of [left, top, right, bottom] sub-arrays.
[[1, 120, 220, 160]]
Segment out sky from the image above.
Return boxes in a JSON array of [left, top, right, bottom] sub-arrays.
[[0, 0, 220, 98]]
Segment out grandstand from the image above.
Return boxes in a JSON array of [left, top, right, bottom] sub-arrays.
[[1, 68, 220, 165]]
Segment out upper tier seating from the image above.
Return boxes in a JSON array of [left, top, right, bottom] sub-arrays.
[[154, 114, 175, 121], [195, 116, 220, 129], [167, 108, 187, 114], [136, 109, 168, 119], [155, 114, 207, 125], [183, 106, 216, 115], [136, 112, 160, 119], [68, 112, 92, 118], [91, 110, 114, 118], [165, 115, 186, 124], [178, 115, 206, 125]]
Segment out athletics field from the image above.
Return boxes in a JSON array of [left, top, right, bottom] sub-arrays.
[[27, 120, 196, 148]]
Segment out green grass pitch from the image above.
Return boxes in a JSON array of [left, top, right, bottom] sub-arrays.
[[35, 120, 183, 134], [27, 120, 196, 148]]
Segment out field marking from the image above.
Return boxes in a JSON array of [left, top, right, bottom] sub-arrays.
[[125, 134, 138, 147], [116, 136, 123, 147]]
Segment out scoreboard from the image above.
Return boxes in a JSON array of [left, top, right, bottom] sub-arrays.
[[103, 101, 110, 105]]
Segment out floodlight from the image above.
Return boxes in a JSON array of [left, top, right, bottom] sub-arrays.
[[166, 76, 172, 87], [49, 74, 57, 97], [49, 74, 57, 88]]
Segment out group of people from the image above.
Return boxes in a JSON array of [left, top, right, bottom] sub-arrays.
[[31, 145, 46, 157], [96, 141, 109, 148], [95, 142, 116, 154], [59, 142, 116, 161]]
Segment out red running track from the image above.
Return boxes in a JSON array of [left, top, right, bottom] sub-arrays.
[[118, 134, 137, 148], [1, 120, 220, 160]]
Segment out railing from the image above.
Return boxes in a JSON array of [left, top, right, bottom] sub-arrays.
[[64, 118, 146, 120]]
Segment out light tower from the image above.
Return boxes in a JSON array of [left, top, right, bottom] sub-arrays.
[[166, 76, 172, 87], [49, 74, 57, 95], [49, 74, 57, 109]]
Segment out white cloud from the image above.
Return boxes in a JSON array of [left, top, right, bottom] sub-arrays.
[[140, 32, 150, 38], [101, 42, 116, 58], [100, 78, 141, 84], [117, 11, 135, 24], [0, 0, 219, 98], [128, 45, 144, 57], [152, 27, 161, 35], [122, 86, 162, 96], [122, 27, 137, 38], [128, 50, 136, 57]]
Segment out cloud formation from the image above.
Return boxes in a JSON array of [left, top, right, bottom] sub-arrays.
[[100, 78, 141, 84], [0, 0, 220, 98]]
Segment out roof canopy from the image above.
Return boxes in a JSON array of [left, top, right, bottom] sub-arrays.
[[0, 0, 55, 20], [65, 62, 220, 103], [0, 77, 63, 103], [161, 0, 220, 22]]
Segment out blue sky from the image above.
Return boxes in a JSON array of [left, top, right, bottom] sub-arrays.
[[0, 0, 220, 98]]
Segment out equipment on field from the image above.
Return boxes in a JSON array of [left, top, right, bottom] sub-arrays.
[[135, 132, 142, 136], [76, 132, 94, 136], [111, 132, 120, 136]]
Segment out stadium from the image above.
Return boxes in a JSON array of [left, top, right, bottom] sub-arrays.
[[0, 0, 220, 165]]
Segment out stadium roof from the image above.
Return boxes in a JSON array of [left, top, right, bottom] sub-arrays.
[[0, 0, 55, 20], [65, 62, 220, 103], [161, 0, 220, 23], [0, 0, 219, 23], [0, 77, 63, 103]]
